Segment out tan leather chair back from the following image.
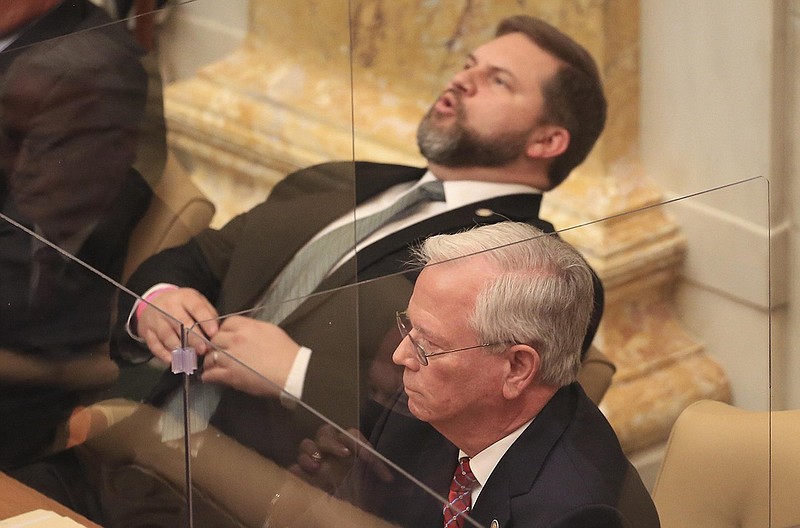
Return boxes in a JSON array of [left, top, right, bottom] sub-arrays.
[[122, 152, 215, 282], [652, 399, 800, 528]]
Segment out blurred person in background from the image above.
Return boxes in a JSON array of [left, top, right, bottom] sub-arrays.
[[0, 0, 158, 469]]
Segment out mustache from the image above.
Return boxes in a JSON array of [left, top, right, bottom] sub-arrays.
[[439, 88, 460, 108]]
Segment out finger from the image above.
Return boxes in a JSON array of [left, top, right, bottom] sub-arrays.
[[298, 437, 320, 457], [143, 328, 174, 363], [294, 438, 323, 471], [336, 428, 394, 483], [315, 431, 353, 459], [200, 365, 226, 385], [295, 452, 323, 475], [196, 318, 220, 343], [185, 327, 212, 354], [209, 321, 235, 348], [201, 350, 223, 373], [158, 319, 187, 350], [201, 349, 218, 368], [186, 303, 219, 339]]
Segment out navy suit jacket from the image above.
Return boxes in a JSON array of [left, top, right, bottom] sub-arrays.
[[349, 384, 660, 528]]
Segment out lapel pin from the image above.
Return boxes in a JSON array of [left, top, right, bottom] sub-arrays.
[[474, 208, 494, 218], [490, 520, 499, 528]]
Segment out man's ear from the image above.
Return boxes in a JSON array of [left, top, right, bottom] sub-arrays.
[[502, 345, 540, 400], [526, 125, 570, 160]]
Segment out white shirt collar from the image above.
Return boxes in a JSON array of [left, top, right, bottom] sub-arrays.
[[417, 170, 541, 209], [460, 417, 535, 504]]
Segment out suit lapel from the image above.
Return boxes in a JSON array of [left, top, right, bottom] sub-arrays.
[[468, 385, 578, 528], [372, 393, 459, 526]]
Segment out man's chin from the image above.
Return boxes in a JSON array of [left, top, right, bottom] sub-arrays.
[[403, 388, 421, 413]]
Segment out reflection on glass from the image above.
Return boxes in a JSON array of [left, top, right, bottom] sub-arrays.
[[0, 0, 165, 470], [0, 1, 776, 527]]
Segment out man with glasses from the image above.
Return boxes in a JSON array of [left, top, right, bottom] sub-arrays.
[[324, 222, 659, 528]]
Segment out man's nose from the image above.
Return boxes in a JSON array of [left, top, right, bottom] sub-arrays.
[[392, 337, 420, 370], [449, 68, 477, 96]]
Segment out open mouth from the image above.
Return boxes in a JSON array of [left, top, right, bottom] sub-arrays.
[[434, 90, 458, 114]]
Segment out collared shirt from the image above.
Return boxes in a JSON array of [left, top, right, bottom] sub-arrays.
[[460, 417, 535, 506]]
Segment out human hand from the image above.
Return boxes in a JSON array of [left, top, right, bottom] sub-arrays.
[[202, 315, 300, 397], [137, 287, 219, 363], [290, 424, 394, 493]]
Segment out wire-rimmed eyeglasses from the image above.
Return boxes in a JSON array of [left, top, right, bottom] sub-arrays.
[[395, 310, 509, 366]]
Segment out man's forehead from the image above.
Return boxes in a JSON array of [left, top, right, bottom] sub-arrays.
[[472, 32, 561, 80]]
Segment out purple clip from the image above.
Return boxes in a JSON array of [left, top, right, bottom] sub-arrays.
[[171, 346, 198, 374]]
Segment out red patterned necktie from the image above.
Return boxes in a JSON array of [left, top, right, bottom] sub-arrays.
[[443, 457, 477, 528]]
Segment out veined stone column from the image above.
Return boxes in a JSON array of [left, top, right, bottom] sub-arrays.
[[535, 2, 732, 452], [163, 0, 730, 453]]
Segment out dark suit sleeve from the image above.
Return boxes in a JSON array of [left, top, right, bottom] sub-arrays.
[[110, 210, 252, 363], [110, 239, 219, 362]]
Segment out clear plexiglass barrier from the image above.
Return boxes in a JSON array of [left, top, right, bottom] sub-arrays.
[[0, 1, 784, 527]]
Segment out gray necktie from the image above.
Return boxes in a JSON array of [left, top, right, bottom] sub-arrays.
[[256, 179, 445, 323]]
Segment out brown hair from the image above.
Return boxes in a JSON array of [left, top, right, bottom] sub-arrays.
[[496, 16, 607, 188]]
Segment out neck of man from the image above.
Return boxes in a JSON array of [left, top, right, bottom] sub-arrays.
[[427, 159, 552, 191], [436, 384, 558, 457]]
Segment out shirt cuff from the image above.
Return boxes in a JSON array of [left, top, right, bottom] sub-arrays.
[[280, 346, 312, 406]]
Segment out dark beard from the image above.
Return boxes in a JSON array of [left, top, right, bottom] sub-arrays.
[[416, 104, 529, 168]]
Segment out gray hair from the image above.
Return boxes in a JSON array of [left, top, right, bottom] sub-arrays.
[[412, 222, 593, 387]]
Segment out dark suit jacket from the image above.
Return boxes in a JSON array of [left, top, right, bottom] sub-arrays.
[[113, 161, 602, 464], [350, 383, 660, 528], [0, 0, 151, 354]]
